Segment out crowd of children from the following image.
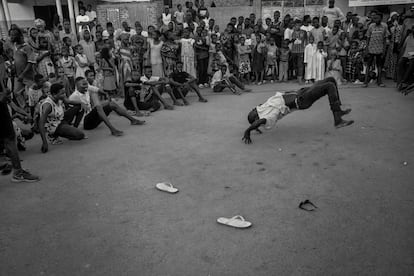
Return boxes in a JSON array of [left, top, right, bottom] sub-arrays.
[[1, 0, 414, 181]]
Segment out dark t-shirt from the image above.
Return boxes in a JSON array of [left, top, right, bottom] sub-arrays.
[[123, 80, 142, 110], [170, 71, 191, 84]]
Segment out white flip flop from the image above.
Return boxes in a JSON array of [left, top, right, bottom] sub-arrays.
[[155, 182, 178, 194], [217, 215, 252, 229]]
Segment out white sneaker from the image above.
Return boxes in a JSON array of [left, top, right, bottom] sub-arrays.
[[199, 84, 204, 88], [353, 80, 363, 84]]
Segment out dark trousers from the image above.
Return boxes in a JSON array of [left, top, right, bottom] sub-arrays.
[[296, 77, 341, 112], [397, 57, 414, 85], [291, 52, 304, 78], [197, 57, 209, 84], [63, 105, 84, 128]]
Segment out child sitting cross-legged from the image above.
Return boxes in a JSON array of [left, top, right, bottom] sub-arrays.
[[211, 64, 251, 95], [123, 70, 159, 116], [169, 61, 208, 105]]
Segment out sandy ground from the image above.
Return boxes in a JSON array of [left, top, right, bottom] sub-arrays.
[[1, 82, 414, 276]]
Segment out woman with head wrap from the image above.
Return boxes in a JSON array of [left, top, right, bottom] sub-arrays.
[[117, 33, 132, 94], [385, 12, 403, 80], [161, 32, 179, 77], [27, 27, 39, 51], [35, 19, 53, 46]]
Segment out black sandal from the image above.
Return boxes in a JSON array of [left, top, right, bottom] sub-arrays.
[[299, 200, 317, 211]]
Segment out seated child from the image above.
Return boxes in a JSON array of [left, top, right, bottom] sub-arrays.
[[124, 70, 160, 115], [211, 64, 251, 95], [169, 61, 208, 105]]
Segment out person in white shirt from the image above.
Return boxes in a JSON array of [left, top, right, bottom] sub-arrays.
[[69, 72, 145, 137], [242, 77, 353, 144], [174, 4, 185, 24], [162, 6, 172, 26], [85, 5, 97, 22], [211, 65, 251, 94], [322, 0, 345, 28], [140, 66, 177, 110], [76, 7, 90, 33]]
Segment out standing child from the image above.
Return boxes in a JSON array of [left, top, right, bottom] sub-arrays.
[[174, 4, 185, 24], [291, 19, 307, 84], [27, 74, 46, 117], [313, 41, 327, 81], [252, 36, 267, 85], [304, 35, 316, 84], [179, 28, 196, 77], [59, 46, 76, 90], [74, 44, 90, 78], [326, 50, 346, 85], [237, 36, 252, 84], [346, 40, 363, 83], [62, 37, 75, 56], [99, 47, 118, 96], [278, 39, 290, 82], [194, 28, 210, 88], [207, 33, 218, 77], [37, 37, 55, 80], [265, 37, 278, 83]]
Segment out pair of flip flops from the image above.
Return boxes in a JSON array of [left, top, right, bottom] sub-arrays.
[[299, 200, 317, 211], [155, 182, 252, 229]]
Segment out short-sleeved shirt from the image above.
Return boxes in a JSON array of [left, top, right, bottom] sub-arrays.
[[170, 71, 191, 84], [69, 89, 92, 113], [140, 75, 160, 92], [14, 43, 36, 81], [174, 11, 185, 23], [366, 23, 389, 54], [256, 92, 290, 130], [28, 86, 44, 107]]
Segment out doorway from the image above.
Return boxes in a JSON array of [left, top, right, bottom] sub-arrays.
[[33, 5, 70, 30]]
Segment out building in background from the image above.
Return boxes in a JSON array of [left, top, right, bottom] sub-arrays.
[[1, 0, 414, 39]]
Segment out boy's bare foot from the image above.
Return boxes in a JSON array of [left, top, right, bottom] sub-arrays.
[[131, 119, 145, 125], [111, 130, 124, 136], [199, 98, 208, 102]]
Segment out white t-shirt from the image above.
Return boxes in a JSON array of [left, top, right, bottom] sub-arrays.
[[69, 89, 92, 113], [86, 11, 97, 21], [174, 11, 184, 23], [256, 92, 290, 130], [140, 75, 160, 92], [76, 15, 90, 24], [76, 15, 90, 33], [322, 6, 345, 27], [162, 13, 172, 26]]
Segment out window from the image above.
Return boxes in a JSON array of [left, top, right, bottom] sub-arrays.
[[164, 0, 172, 8]]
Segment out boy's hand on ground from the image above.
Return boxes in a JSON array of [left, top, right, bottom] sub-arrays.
[[242, 133, 252, 144]]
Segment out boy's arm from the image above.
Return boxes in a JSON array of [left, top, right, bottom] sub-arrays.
[[39, 103, 52, 153], [242, 118, 267, 144]]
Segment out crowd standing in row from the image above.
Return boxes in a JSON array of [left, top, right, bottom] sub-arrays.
[[1, 0, 414, 182]]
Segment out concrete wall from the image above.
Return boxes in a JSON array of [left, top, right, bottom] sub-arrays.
[[96, 1, 163, 30]]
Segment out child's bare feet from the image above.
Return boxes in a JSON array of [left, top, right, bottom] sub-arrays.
[[131, 119, 145, 125], [111, 130, 124, 136]]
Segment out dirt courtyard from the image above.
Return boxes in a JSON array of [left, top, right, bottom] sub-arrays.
[[1, 83, 413, 275]]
